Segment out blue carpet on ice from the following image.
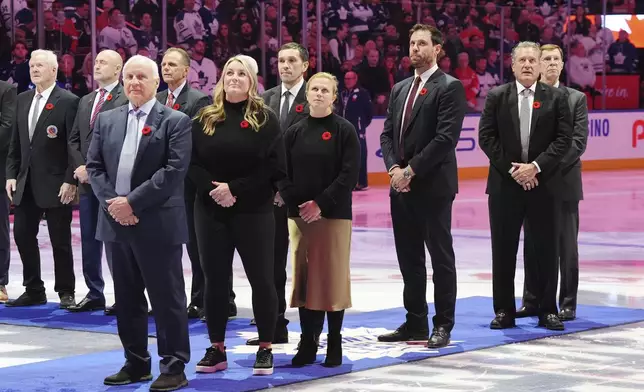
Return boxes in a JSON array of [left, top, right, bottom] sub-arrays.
[[1, 296, 643, 392]]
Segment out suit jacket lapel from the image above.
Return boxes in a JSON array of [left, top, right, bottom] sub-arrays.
[[285, 82, 308, 128], [269, 89, 280, 115], [529, 83, 544, 138], [174, 85, 189, 109], [102, 84, 124, 111], [133, 101, 163, 171], [33, 86, 61, 140], [112, 105, 129, 149], [404, 70, 443, 136], [508, 83, 520, 141]]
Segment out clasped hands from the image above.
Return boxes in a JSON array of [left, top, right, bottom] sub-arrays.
[[299, 200, 321, 224], [107, 197, 138, 226], [389, 166, 412, 193], [511, 162, 539, 191], [210, 181, 236, 207]]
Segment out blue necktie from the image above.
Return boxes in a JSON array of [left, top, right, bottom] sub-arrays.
[[115, 110, 145, 195]]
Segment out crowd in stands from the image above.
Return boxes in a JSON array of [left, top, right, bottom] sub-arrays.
[[0, 0, 642, 111]]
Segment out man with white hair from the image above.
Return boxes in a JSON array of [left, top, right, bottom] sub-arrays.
[[86, 55, 192, 391], [5, 50, 79, 309]]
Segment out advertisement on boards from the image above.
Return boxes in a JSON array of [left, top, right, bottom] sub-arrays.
[[592, 75, 640, 110], [367, 111, 644, 173]]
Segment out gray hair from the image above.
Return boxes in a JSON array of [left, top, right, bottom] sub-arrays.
[[123, 55, 159, 79], [237, 54, 258, 75], [30, 50, 58, 69], [511, 41, 541, 62]]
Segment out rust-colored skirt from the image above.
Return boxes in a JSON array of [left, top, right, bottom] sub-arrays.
[[288, 217, 352, 311]]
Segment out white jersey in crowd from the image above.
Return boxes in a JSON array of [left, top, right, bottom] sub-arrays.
[[0, 0, 26, 34], [190, 57, 218, 96], [567, 55, 596, 89], [475, 70, 499, 112], [99, 25, 138, 56], [174, 10, 206, 45]]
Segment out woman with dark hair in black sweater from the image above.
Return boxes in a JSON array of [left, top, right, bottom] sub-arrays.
[[277, 72, 360, 368], [189, 55, 284, 376]]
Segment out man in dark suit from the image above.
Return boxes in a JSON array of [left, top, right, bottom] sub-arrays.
[[518, 44, 588, 322], [479, 41, 572, 331], [157, 47, 212, 320], [0, 80, 17, 303], [245, 42, 310, 345], [5, 50, 79, 309], [86, 55, 191, 391], [67, 49, 129, 313], [378, 24, 466, 348]]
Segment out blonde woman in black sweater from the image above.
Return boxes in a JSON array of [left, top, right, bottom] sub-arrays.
[[277, 72, 360, 367], [189, 55, 285, 376]]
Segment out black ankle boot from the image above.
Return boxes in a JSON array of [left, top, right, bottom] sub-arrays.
[[322, 333, 342, 367], [291, 334, 318, 366]]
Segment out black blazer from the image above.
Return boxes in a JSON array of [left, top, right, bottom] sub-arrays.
[[0, 80, 17, 178], [157, 84, 211, 119], [262, 82, 309, 131], [558, 85, 588, 201], [380, 70, 467, 198], [68, 84, 129, 193], [6, 85, 80, 208], [478, 82, 572, 195]]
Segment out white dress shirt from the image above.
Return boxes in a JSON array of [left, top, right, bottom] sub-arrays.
[[400, 64, 439, 129], [280, 77, 304, 113], [28, 83, 56, 132], [127, 98, 157, 156], [90, 80, 120, 120], [515, 80, 541, 173]]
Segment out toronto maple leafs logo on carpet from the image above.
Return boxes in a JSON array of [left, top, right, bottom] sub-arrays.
[[231, 328, 460, 361]]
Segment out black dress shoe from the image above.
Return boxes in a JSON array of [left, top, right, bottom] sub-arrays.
[[516, 305, 538, 318], [427, 327, 451, 348], [104, 367, 153, 386], [187, 305, 203, 319], [558, 308, 576, 321], [68, 297, 105, 312], [246, 326, 289, 345], [539, 314, 565, 330], [490, 312, 516, 329], [58, 293, 76, 309], [249, 318, 256, 325], [104, 304, 117, 316], [377, 323, 429, 342], [5, 291, 47, 307], [149, 372, 188, 391]]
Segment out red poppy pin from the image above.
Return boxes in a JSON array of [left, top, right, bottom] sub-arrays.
[[295, 104, 304, 113], [419, 88, 428, 96], [322, 131, 332, 141], [533, 101, 541, 109], [45, 103, 54, 110], [173, 103, 180, 110], [141, 126, 151, 136], [106, 94, 113, 101], [240, 120, 249, 128]]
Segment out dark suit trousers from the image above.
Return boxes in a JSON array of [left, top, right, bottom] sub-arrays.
[[195, 203, 277, 343], [274, 203, 289, 324], [79, 190, 110, 301], [489, 187, 561, 316], [0, 190, 10, 286], [390, 193, 457, 332], [13, 181, 74, 294], [358, 135, 368, 187], [522, 200, 579, 310], [106, 240, 189, 375]]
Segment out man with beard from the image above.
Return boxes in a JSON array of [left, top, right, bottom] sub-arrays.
[[378, 24, 466, 348], [156, 47, 213, 320], [245, 42, 310, 345], [518, 44, 588, 322], [67, 49, 129, 314], [478, 42, 572, 331], [189, 40, 218, 96]]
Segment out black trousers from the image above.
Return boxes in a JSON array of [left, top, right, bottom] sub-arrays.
[[195, 203, 277, 343], [185, 180, 236, 308], [390, 193, 457, 332], [522, 200, 579, 311], [79, 189, 110, 301], [0, 189, 10, 286], [13, 182, 74, 295], [489, 187, 561, 316], [357, 135, 368, 187], [273, 203, 289, 324], [106, 240, 189, 375]]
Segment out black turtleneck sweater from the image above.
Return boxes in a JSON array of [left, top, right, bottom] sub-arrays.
[[189, 100, 284, 214], [279, 113, 360, 220]]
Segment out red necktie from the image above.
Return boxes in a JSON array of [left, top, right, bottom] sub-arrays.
[[90, 89, 107, 130], [399, 77, 422, 153], [166, 92, 174, 107]]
